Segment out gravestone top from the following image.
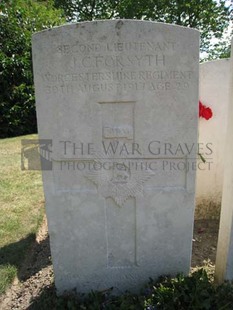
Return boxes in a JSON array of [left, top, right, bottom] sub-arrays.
[[32, 20, 199, 294]]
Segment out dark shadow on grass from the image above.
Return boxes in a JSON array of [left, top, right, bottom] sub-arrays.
[[0, 233, 51, 282]]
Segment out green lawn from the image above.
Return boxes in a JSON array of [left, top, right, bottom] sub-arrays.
[[0, 134, 44, 294]]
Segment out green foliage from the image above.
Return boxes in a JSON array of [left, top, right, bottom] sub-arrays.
[[0, 0, 231, 138], [54, 0, 231, 55], [203, 37, 232, 61], [150, 270, 215, 309], [54, 0, 120, 21], [30, 269, 233, 309], [0, 0, 65, 138]]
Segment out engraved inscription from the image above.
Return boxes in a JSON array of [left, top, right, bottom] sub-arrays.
[[38, 39, 194, 95], [74, 54, 165, 69], [44, 80, 174, 94], [103, 126, 133, 139], [41, 70, 193, 94], [56, 41, 176, 55], [42, 70, 193, 83]]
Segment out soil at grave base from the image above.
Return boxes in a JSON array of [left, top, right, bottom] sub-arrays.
[[0, 218, 219, 310]]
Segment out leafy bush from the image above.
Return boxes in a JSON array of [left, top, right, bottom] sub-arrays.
[[30, 269, 233, 309], [0, 0, 65, 138]]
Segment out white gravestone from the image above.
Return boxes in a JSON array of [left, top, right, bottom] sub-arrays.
[[215, 39, 233, 283], [196, 59, 231, 219], [32, 20, 199, 294]]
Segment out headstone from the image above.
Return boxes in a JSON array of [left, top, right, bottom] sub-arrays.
[[215, 39, 233, 283], [196, 59, 231, 219], [32, 20, 199, 294]]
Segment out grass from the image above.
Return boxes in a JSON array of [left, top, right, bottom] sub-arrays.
[[0, 134, 44, 294]]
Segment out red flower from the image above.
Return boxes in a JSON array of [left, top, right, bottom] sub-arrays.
[[199, 101, 213, 120], [199, 101, 204, 117], [202, 107, 212, 120]]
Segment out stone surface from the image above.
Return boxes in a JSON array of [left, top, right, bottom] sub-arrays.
[[195, 59, 231, 220], [215, 39, 233, 283], [32, 20, 199, 294]]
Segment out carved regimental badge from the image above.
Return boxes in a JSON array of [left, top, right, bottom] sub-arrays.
[[84, 150, 154, 207]]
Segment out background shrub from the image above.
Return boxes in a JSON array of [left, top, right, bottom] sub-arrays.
[[0, 0, 65, 138]]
